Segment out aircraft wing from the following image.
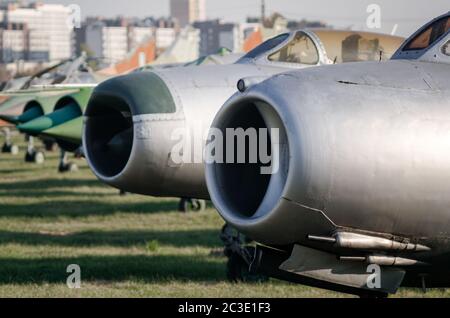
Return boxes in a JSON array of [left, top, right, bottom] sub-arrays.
[[0, 84, 97, 97]]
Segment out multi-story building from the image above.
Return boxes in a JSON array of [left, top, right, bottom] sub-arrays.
[[0, 2, 73, 61], [84, 18, 157, 63], [193, 20, 239, 56], [155, 27, 176, 51], [130, 26, 154, 49], [0, 23, 26, 62], [170, 0, 206, 27], [0, 20, 50, 63]]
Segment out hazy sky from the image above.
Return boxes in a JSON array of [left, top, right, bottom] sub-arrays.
[[42, 0, 449, 37]]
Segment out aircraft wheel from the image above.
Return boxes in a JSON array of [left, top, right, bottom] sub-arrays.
[[24, 150, 35, 162], [226, 247, 268, 283], [2, 143, 19, 155], [25, 150, 45, 164], [178, 198, 206, 213], [34, 151, 45, 164], [10, 144, 19, 155], [58, 162, 78, 173]]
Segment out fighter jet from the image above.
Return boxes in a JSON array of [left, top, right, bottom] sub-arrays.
[[0, 54, 101, 163], [83, 29, 403, 211], [0, 58, 89, 155], [2, 49, 244, 172], [205, 13, 450, 297], [14, 84, 96, 169]]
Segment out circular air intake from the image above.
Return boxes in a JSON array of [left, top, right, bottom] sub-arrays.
[[206, 96, 290, 224], [84, 93, 133, 178], [20, 101, 44, 123], [54, 97, 82, 113]]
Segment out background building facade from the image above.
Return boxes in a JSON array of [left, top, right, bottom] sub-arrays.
[[0, 2, 73, 61], [170, 0, 206, 27]]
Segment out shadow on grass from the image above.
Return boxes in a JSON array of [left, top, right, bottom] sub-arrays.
[[0, 178, 102, 190], [0, 254, 226, 284], [0, 200, 179, 217], [0, 168, 36, 175], [0, 229, 221, 248], [0, 190, 115, 198]]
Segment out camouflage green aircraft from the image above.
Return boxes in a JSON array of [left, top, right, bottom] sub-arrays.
[[0, 54, 101, 165], [0, 49, 243, 171]]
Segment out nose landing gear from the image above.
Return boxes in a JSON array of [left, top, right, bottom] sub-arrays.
[[220, 224, 269, 283], [1, 128, 19, 155], [58, 150, 78, 173], [24, 135, 45, 164]]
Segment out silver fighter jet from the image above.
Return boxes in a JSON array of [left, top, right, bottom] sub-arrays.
[[206, 13, 450, 297], [83, 29, 403, 201]]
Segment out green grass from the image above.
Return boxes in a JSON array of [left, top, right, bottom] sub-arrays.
[[0, 135, 448, 298]]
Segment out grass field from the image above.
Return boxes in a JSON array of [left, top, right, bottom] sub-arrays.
[[0, 135, 448, 298]]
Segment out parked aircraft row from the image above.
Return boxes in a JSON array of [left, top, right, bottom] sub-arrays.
[[1, 13, 449, 297]]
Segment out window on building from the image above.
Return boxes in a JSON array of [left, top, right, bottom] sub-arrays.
[[268, 31, 319, 65], [404, 16, 450, 51]]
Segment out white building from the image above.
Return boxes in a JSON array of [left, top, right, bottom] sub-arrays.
[[85, 21, 155, 63], [156, 27, 176, 50], [0, 22, 50, 63], [27, 29, 50, 61], [0, 3, 73, 61], [86, 23, 127, 63], [102, 26, 128, 63], [0, 28, 25, 62], [154, 26, 200, 64], [170, 0, 206, 27], [129, 26, 154, 49]]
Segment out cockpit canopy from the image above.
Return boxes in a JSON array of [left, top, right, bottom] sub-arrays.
[[392, 12, 449, 62], [312, 30, 404, 63], [240, 29, 404, 67], [268, 32, 319, 65], [403, 15, 449, 51]]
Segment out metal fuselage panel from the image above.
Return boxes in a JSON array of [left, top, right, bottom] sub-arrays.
[[249, 60, 450, 240], [120, 64, 296, 198]]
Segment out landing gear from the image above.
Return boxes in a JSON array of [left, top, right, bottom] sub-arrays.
[[1, 128, 19, 155], [221, 224, 268, 283], [43, 139, 56, 152], [74, 147, 84, 158], [2, 142, 19, 155], [58, 150, 78, 173], [25, 149, 45, 164], [24, 135, 45, 164], [178, 198, 206, 213]]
